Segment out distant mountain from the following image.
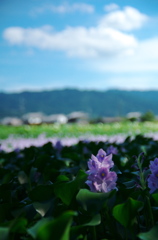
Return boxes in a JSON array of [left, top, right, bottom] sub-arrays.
[[0, 88, 158, 118]]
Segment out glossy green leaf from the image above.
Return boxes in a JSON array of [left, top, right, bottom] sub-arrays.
[[70, 214, 101, 240], [0, 203, 12, 223], [138, 224, 158, 240], [83, 213, 101, 226], [33, 201, 52, 217], [152, 193, 158, 204], [123, 180, 136, 189], [54, 170, 87, 205], [29, 185, 54, 202], [10, 217, 27, 234], [0, 228, 9, 240], [113, 197, 144, 227], [28, 211, 76, 240], [76, 189, 114, 214], [27, 218, 49, 239]]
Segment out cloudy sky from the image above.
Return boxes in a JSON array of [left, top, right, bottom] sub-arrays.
[[1, 0, 158, 92]]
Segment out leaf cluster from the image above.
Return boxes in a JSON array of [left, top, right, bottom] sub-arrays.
[[0, 135, 158, 239]]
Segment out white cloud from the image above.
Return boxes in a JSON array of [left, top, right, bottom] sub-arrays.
[[99, 6, 148, 31], [3, 25, 137, 58], [31, 3, 94, 15], [4, 4, 141, 60], [105, 78, 155, 90], [3, 6, 151, 62], [104, 3, 120, 12], [91, 37, 158, 73], [106, 76, 156, 90]]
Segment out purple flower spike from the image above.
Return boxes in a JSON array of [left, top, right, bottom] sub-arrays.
[[101, 154, 114, 169], [98, 168, 109, 180], [86, 148, 118, 193], [85, 180, 98, 192], [96, 149, 107, 162], [148, 158, 158, 194], [86, 155, 100, 175]]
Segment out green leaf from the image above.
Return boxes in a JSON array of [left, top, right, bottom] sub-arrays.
[[76, 189, 114, 214], [27, 218, 49, 239], [0, 228, 9, 240], [111, 165, 122, 174], [152, 193, 158, 204], [113, 197, 144, 227], [54, 170, 87, 205], [138, 224, 158, 240], [10, 217, 27, 234], [70, 214, 101, 240], [0, 203, 12, 223], [28, 211, 76, 240], [29, 185, 54, 202], [83, 214, 101, 226], [33, 201, 52, 217], [55, 175, 70, 182], [123, 180, 136, 189], [18, 171, 28, 184], [34, 154, 50, 171]]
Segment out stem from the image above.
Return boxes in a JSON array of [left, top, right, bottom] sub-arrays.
[[140, 171, 146, 190], [92, 226, 97, 240], [145, 196, 154, 228], [104, 210, 119, 239], [125, 228, 128, 240], [83, 234, 87, 240]]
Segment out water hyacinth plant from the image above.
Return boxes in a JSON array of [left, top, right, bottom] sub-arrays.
[[86, 149, 118, 193], [1, 134, 158, 239]]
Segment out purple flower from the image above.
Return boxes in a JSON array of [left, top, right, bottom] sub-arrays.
[[54, 140, 63, 152], [101, 153, 114, 169], [107, 145, 118, 155], [86, 149, 118, 193], [98, 167, 109, 180], [96, 149, 107, 162], [149, 158, 158, 173], [87, 155, 100, 174], [96, 148, 114, 168], [86, 180, 98, 192], [148, 158, 158, 193]]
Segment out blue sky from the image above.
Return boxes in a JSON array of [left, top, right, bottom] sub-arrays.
[[1, 0, 158, 92]]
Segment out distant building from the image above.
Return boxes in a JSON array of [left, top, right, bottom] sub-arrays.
[[126, 112, 142, 121], [100, 117, 122, 123], [67, 111, 89, 123], [22, 112, 45, 125], [0, 117, 23, 126], [43, 114, 68, 124]]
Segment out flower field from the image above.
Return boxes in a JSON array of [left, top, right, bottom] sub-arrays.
[[1, 124, 158, 239], [1, 121, 158, 139], [1, 122, 158, 152]]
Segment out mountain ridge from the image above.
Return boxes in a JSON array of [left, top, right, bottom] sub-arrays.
[[0, 88, 158, 118]]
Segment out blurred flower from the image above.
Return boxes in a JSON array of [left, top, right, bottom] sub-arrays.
[[54, 140, 63, 152], [148, 158, 158, 194], [86, 148, 117, 193], [149, 158, 158, 172], [107, 145, 118, 155]]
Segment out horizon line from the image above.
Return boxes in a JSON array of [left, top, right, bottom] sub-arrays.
[[1, 87, 158, 94]]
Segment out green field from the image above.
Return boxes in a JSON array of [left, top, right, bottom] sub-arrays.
[[1, 121, 158, 139]]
